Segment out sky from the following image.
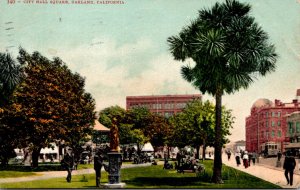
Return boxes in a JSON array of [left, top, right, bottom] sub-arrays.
[[0, 0, 299, 142]]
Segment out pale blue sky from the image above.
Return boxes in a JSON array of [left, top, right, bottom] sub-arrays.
[[1, 0, 299, 142]]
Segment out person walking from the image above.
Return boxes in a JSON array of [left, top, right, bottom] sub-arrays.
[[62, 148, 74, 183], [227, 150, 232, 161], [243, 151, 249, 168], [235, 151, 241, 167], [94, 149, 104, 187], [248, 152, 252, 167], [283, 151, 296, 186], [252, 151, 257, 165]]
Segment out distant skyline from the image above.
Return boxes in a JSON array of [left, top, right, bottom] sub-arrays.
[[0, 0, 299, 142]]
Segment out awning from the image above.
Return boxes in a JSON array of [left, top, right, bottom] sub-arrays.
[[285, 142, 300, 149], [142, 142, 154, 152], [94, 120, 110, 132]]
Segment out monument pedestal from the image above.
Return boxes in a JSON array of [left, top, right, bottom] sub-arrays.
[[104, 152, 126, 189]]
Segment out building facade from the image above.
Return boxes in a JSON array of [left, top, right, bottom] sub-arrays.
[[285, 111, 300, 156], [245, 89, 300, 154], [126, 94, 201, 117]]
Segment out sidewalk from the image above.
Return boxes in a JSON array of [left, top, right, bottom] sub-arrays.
[[0, 163, 152, 184], [222, 154, 300, 189]]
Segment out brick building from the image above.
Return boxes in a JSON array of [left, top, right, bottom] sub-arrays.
[[126, 94, 201, 117], [245, 89, 300, 153], [285, 111, 300, 155]]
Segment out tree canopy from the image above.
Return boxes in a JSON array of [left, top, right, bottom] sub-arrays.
[[168, 0, 276, 183], [2, 49, 96, 167]]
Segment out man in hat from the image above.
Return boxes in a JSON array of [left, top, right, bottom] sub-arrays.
[[62, 148, 74, 183], [283, 150, 296, 186], [94, 149, 104, 187]]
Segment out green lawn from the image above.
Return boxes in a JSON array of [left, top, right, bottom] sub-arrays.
[[0, 171, 38, 178], [0, 160, 280, 189]]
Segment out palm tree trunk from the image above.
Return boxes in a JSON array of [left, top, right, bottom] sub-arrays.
[[212, 90, 223, 184]]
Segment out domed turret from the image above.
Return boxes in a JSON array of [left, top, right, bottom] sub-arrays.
[[251, 98, 273, 109]]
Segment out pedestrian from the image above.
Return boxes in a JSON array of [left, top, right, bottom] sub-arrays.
[[277, 150, 282, 161], [283, 150, 296, 186], [94, 149, 104, 187], [252, 151, 257, 165], [243, 151, 249, 168], [227, 150, 232, 161], [235, 151, 241, 167], [248, 152, 252, 167], [61, 148, 74, 183]]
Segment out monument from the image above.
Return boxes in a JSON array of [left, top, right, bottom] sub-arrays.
[[104, 117, 125, 188]]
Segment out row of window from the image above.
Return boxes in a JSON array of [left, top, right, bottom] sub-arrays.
[[265, 111, 281, 118], [129, 102, 187, 110], [260, 130, 282, 138], [259, 120, 282, 128], [156, 112, 174, 118]]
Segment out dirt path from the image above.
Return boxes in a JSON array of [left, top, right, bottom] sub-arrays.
[[0, 163, 152, 184]]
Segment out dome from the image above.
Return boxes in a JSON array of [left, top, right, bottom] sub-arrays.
[[252, 98, 273, 108]]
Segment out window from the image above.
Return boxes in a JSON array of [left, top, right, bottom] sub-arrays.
[[278, 112, 281, 117], [271, 130, 275, 137], [288, 122, 294, 134], [278, 131, 282, 137], [164, 103, 171, 109], [266, 112, 268, 118], [157, 103, 162, 109], [176, 103, 186, 109], [153, 104, 156, 109], [296, 122, 300, 133], [266, 121, 268, 128], [272, 112, 276, 117], [271, 121, 275, 127], [277, 121, 281, 127]]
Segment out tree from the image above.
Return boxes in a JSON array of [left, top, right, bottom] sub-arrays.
[[168, 100, 233, 159], [167, 0, 277, 183], [0, 52, 24, 165], [0, 52, 24, 107], [145, 114, 170, 148], [3, 49, 96, 167], [98, 106, 148, 146]]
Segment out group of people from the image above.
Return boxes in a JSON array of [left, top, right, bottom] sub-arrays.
[[230, 149, 297, 187], [60, 147, 107, 187], [230, 150, 257, 168]]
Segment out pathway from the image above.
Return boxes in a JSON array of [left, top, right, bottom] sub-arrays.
[[222, 154, 300, 189], [0, 163, 151, 184]]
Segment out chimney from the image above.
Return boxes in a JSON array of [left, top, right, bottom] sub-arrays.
[[297, 89, 300, 101]]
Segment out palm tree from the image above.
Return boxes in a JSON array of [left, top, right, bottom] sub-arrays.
[[0, 52, 24, 107], [167, 0, 277, 183]]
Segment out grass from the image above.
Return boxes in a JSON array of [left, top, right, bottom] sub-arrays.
[[0, 171, 38, 178], [0, 160, 280, 189]]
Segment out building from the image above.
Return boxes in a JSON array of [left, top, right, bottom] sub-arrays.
[[245, 89, 300, 154], [285, 111, 300, 156], [126, 94, 201, 117]]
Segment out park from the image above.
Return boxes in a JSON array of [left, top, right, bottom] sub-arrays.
[[1, 0, 300, 188]]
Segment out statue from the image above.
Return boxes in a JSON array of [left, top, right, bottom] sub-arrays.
[[110, 117, 120, 152]]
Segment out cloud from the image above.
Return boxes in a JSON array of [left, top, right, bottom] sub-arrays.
[[56, 37, 198, 111]]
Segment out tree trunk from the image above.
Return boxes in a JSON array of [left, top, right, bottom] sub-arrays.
[[212, 91, 223, 184], [31, 147, 42, 168], [195, 145, 200, 159], [202, 143, 206, 161]]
